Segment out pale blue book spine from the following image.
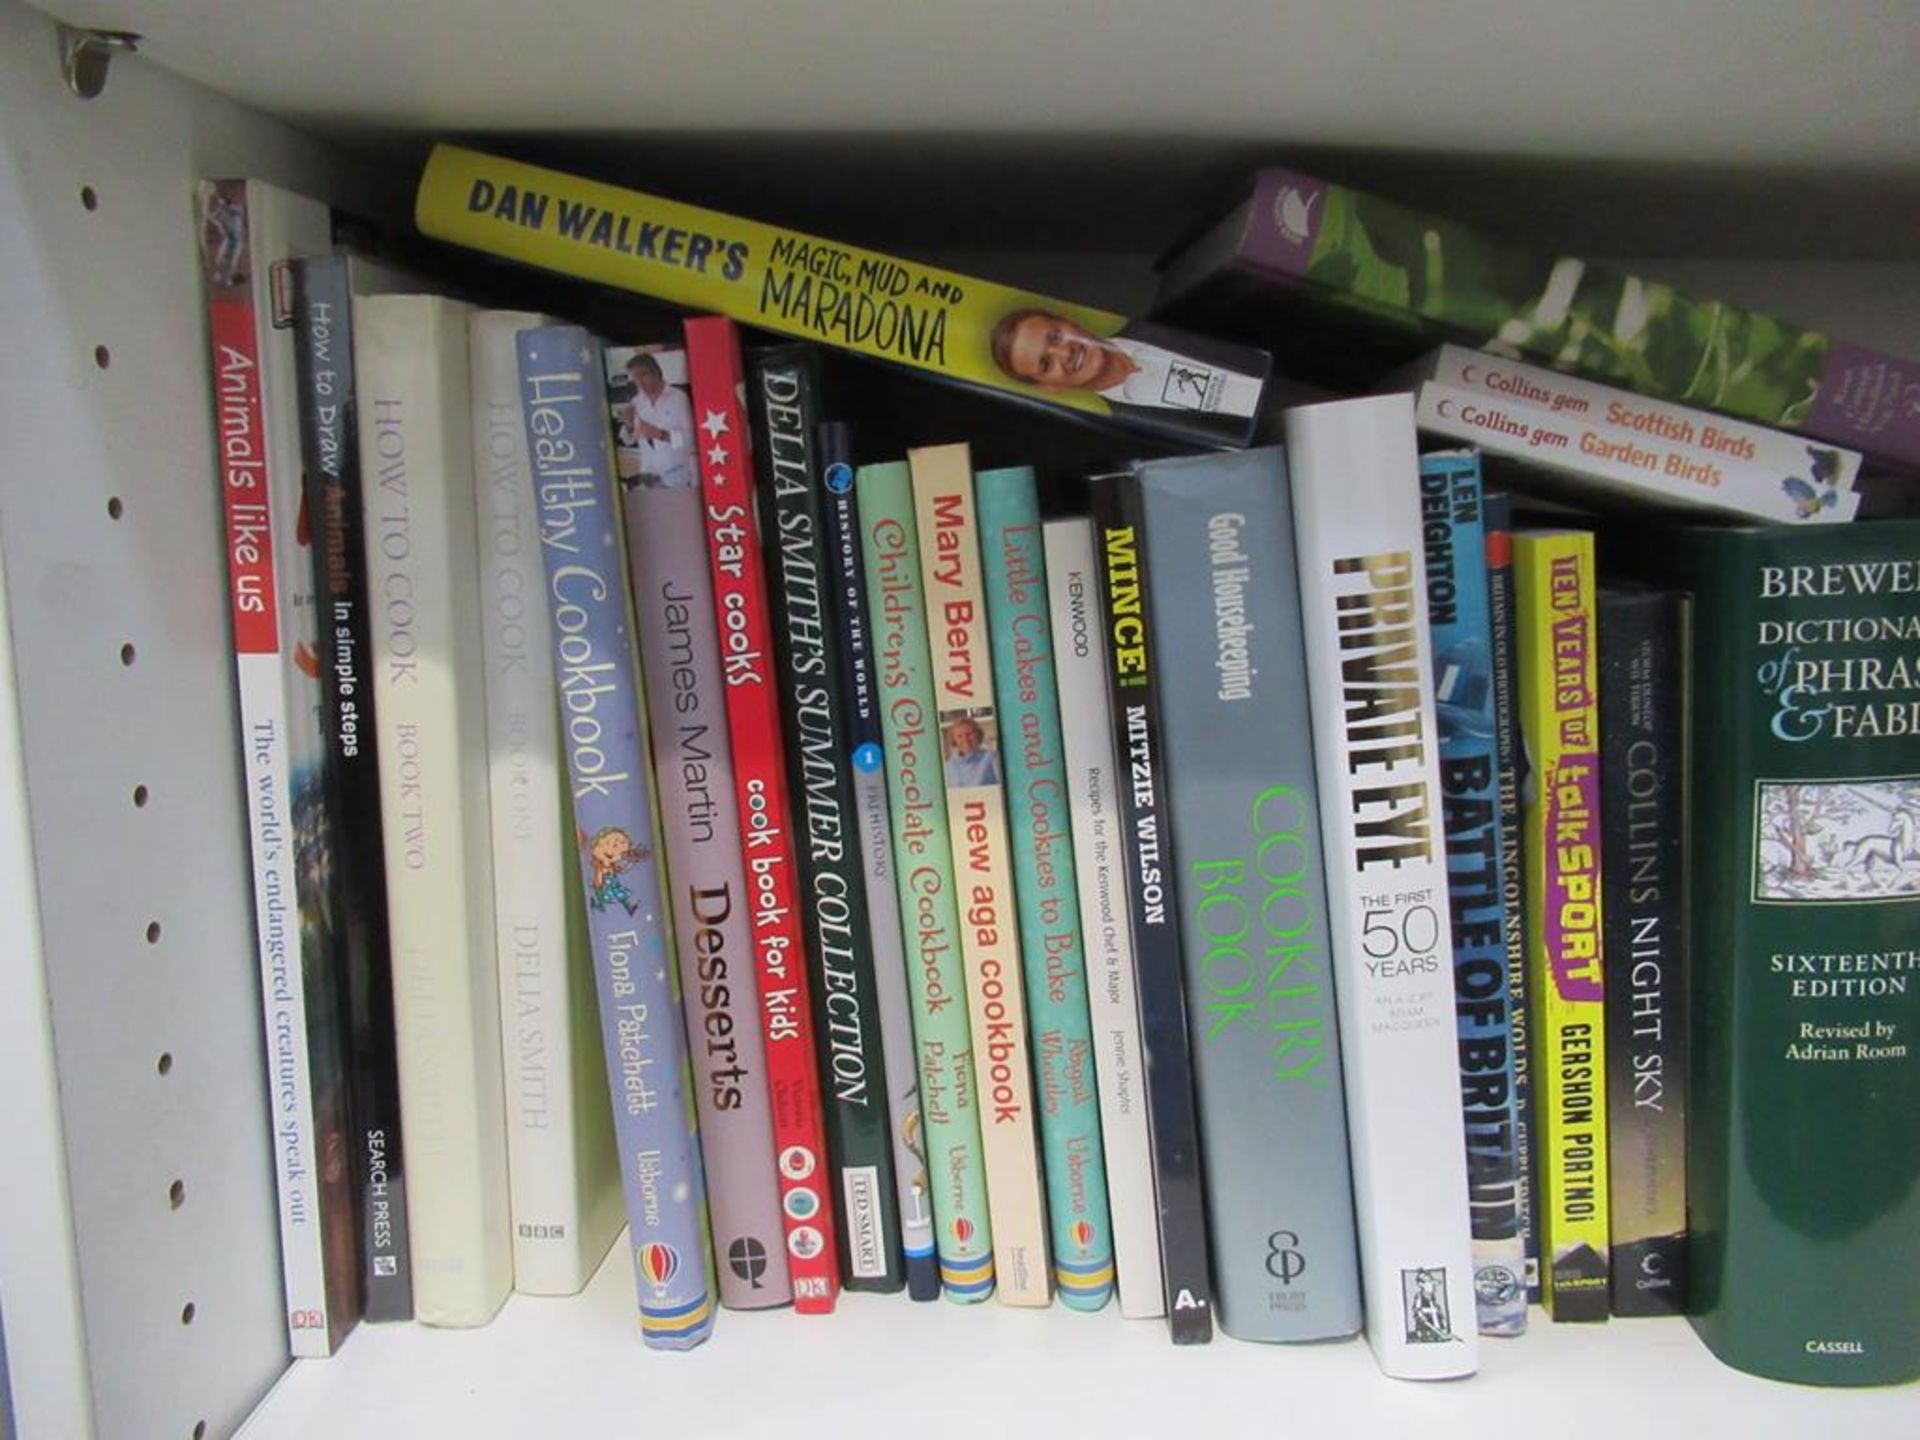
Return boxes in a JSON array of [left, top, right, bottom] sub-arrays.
[[516, 324, 714, 1350], [1419, 450, 1527, 1336], [975, 465, 1115, 1311]]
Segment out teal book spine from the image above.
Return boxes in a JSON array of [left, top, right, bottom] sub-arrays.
[[976, 465, 1116, 1311]]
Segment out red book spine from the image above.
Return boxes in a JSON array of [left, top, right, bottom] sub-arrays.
[[685, 314, 842, 1312], [210, 281, 280, 655]]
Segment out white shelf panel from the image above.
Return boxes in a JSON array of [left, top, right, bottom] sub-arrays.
[[240, 1244, 1917, 1439]]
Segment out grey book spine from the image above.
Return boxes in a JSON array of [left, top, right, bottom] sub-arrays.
[[1139, 447, 1362, 1341]]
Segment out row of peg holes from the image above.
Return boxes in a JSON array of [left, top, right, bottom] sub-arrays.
[[87, 181, 206, 1440]]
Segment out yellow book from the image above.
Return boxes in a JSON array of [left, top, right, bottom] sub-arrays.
[[1512, 530, 1611, 1323], [414, 145, 1266, 450]]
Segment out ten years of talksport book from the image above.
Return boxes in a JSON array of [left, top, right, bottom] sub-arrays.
[[415, 145, 1269, 449]]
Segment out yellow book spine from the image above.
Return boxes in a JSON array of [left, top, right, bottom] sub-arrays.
[[1512, 530, 1611, 1322], [415, 144, 1122, 422]]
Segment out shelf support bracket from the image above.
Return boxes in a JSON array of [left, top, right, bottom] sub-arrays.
[[57, 24, 142, 100]]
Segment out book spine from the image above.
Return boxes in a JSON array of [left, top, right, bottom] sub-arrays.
[[747, 349, 902, 1292], [908, 443, 1051, 1307], [856, 461, 997, 1304], [1597, 588, 1689, 1317], [1420, 344, 1865, 499], [1412, 383, 1858, 526], [1089, 473, 1214, 1345], [684, 314, 841, 1312], [976, 466, 1115, 1313], [819, 423, 939, 1301], [291, 254, 414, 1324], [470, 310, 623, 1297], [1138, 448, 1362, 1342], [415, 144, 1269, 449], [516, 325, 717, 1348], [1280, 395, 1478, 1379], [1042, 517, 1164, 1320], [624, 476, 792, 1310], [200, 180, 350, 1355], [356, 294, 514, 1328], [1418, 453, 1527, 1337], [1481, 491, 1540, 1306], [1511, 529, 1612, 1323]]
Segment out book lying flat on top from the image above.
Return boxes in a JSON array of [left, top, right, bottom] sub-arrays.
[[1156, 166, 1920, 470], [414, 144, 1270, 450]]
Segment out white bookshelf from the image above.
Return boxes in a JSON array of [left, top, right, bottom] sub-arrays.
[[1, 3, 1913, 1437]]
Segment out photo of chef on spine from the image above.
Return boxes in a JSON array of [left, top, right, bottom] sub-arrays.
[[605, 343, 696, 489], [941, 709, 1001, 789]]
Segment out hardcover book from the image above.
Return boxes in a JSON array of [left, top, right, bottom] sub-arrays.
[[1280, 396, 1478, 1379], [1409, 381, 1859, 527], [290, 252, 414, 1325], [1138, 447, 1362, 1342], [819, 421, 939, 1301], [977, 465, 1116, 1312], [684, 314, 842, 1312], [415, 144, 1270, 449], [517, 325, 716, 1349], [1511, 528, 1613, 1324], [1090, 472, 1215, 1345], [1483, 491, 1540, 1302], [747, 346, 903, 1292], [471, 311, 624, 1299], [1043, 517, 1164, 1319], [615, 346, 791, 1312], [858, 460, 998, 1303], [1157, 166, 1920, 469], [199, 179, 360, 1354], [354, 293, 514, 1328], [1596, 585, 1690, 1318], [909, 443, 1052, 1306], [1633, 519, 1919, 1385], [1418, 452, 1527, 1336]]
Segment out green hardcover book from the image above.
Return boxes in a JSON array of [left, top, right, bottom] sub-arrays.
[[856, 461, 997, 1303], [1636, 519, 1920, 1386], [976, 465, 1116, 1311]]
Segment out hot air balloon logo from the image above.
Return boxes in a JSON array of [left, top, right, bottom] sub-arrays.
[[638, 1241, 680, 1292], [1069, 1220, 1095, 1251], [951, 1216, 975, 1245]]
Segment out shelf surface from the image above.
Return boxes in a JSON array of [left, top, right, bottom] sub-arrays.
[[238, 1240, 1917, 1439]]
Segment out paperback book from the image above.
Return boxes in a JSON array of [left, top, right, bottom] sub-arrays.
[[517, 324, 716, 1349], [415, 144, 1271, 449], [1138, 447, 1362, 1342], [909, 443, 1052, 1306], [1043, 517, 1164, 1319], [1281, 395, 1478, 1378], [976, 465, 1115, 1312], [859, 461, 998, 1302]]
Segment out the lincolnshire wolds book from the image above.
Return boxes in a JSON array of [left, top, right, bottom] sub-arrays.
[[355, 293, 514, 1328], [858, 461, 997, 1303], [612, 343, 791, 1311], [1157, 166, 1920, 469], [976, 465, 1116, 1312], [470, 310, 623, 1298], [517, 325, 716, 1349], [1043, 517, 1163, 1320], [1282, 395, 1478, 1379], [1418, 452, 1527, 1336], [1138, 447, 1361, 1343], [1511, 529, 1612, 1324], [909, 443, 1052, 1306], [819, 420, 940, 1301], [199, 179, 360, 1353], [747, 346, 903, 1292], [1090, 473, 1215, 1346], [1633, 520, 1920, 1386], [291, 252, 417, 1325], [414, 144, 1270, 449]]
